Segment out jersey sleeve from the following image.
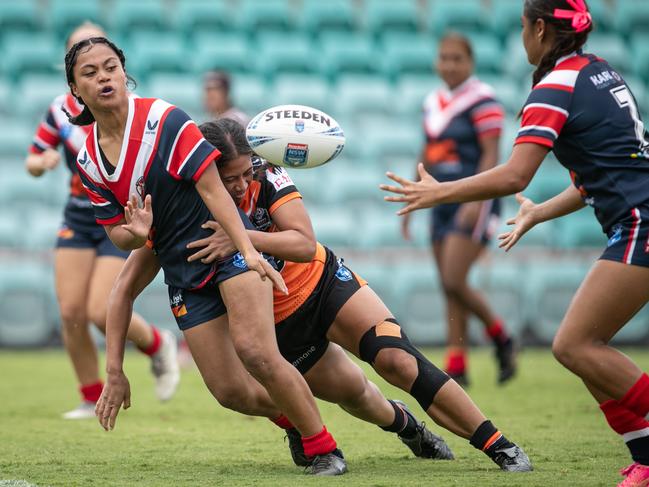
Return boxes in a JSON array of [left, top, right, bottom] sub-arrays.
[[161, 107, 221, 182], [76, 152, 124, 225], [262, 166, 301, 215], [469, 98, 504, 139], [515, 73, 575, 148], [29, 108, 61, 154]]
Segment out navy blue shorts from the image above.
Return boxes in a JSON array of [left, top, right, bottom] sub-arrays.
[[167, 252, 276, 331], [430, 199, 500, 245], [275, 248, 366, 374], [600, 207, 649, 268]]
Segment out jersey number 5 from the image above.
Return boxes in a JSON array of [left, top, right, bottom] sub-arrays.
[[610, 85, 649, 155]]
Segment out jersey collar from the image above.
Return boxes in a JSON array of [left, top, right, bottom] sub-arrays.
[[95, 95, 135, 182]]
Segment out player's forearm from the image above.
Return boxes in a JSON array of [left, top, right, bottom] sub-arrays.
[[532, 185, 586, 224], [247, 229, 316, 263], [437, 163, 529, 204], [106, 226, 148, 251], [104, 288, 132, 375], [25, 154, 46, 177]]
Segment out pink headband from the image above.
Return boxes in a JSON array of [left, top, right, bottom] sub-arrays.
[[554, 0, 592, 33]]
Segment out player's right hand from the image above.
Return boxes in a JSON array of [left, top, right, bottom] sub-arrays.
[[95, 371, 131, 431], [244, 252, 288, 295], [498, 193, 538, 252]]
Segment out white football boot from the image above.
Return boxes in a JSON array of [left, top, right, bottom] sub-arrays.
[[150, 330, 180, 402], [62, 401, 96, 420]]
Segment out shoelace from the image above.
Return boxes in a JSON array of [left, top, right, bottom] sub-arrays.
[[304, 454, 335, 474]]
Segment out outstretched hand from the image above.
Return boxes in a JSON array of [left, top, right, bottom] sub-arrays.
[[95, 371, 131, 431], [122, 194, 153, 241], [244, 252, 288, 295], [380, 163, 443, 215], [498, 193, 538, 252]]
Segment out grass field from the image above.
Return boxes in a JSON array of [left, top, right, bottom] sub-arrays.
[[1, 347, 647, 487]]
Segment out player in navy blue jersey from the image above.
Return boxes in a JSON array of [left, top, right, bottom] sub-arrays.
[[25, 23, 179, 419], [63, 36, 347, 475], [382, 1, 649, 484], [403, 33, 515, 387]]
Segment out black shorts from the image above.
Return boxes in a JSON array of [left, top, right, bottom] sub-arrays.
[[167, 252, 276, 330], [430, 199, 500, 245], [275, 248, 366, 374], [600, 206, 649, 268]]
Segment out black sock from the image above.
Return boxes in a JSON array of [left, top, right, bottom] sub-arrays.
[[469, 420, 515, 458], [627, 436, 649, 465], [380, 400, 418, 439]]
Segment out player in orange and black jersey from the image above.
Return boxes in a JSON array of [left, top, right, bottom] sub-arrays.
[[24, 23, 178, 419], [181, 119, 531, 472], [402, 33, 515, 387]]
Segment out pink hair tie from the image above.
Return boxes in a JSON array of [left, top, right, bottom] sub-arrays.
[[554, 0, 592, 33]]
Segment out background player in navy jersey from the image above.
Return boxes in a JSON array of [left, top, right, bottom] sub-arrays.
[[25, 23, 178, 419], [107, 118, 532, 472], [64, 37, 348, 475], [382, 1, 649, 484], [402, 33, 516, 387]]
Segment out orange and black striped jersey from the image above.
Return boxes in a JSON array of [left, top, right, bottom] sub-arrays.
[[239, 165, 326, 323]]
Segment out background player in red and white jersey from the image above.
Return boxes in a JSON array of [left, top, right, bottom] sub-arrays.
[[65, 37, 348, 475], [402, 33, 515, 387], [24, 23, 178, 419], [383, 1, 649, 484]]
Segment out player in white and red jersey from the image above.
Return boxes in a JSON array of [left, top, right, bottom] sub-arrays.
[[382, 1, 649, 484], [65, 36, 346, 475], [25, 23, 178, 419], [403, 33, 515, 387]]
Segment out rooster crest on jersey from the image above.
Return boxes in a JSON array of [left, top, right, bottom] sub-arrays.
[[246, 104, 345, 169]]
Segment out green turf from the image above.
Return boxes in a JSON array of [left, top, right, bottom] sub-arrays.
[[1, 347, 647, 486]]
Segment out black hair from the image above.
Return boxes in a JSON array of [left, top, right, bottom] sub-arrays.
[[64, 21, 106, 50], [198, 118, 252, 168], [204, 70, 231, 94], [439, 32, 474, 61], [63, 36, 135, 126], [524, 0, 593, 86]]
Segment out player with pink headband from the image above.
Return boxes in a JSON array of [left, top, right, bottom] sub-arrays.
[[382, 1, 649, 485]]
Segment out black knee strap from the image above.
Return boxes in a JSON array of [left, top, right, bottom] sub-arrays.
[[359, 318, 450, 410]]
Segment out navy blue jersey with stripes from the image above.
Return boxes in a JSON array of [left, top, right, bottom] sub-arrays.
[[516, 52, 649, 232], [77, 97, 231, 289]]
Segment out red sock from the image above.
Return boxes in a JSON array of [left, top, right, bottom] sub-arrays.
[[445, 349, 466, 375], [139, 326, 162, 356], [302, 426, 337, 458], [486, 319, 508, 345], [600, 399, 649, 435], [619, 374, 649, 419], [270, 414, 294, 430], [80, 381, 103, 403]]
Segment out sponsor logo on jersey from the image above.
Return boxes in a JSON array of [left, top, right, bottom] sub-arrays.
[[608, 224, 623, 247], [283, 143, 309, 167], [295, 120, 305, 133], [335, 259, 353, 282], [146, 120, 159, 133], [57, 225, 74, 240], [78, 151, 90, 167], [292, 346, 317, 368], [252, 207, 272, 231], [232, 252, 248, 269], [170, 290, 187, 317]]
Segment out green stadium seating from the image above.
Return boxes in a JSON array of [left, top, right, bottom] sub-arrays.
[[133, 273, 177, 331], [0, 121, 34, 158], [128, 33, 187, 80], [361, 121, 423, 161], [503, 33, 534, 82], [25, 209, 62, 251], [230, 74, 267, 115], [333, 75, 392, 119], [17, 74, 68, 122], [173, 0, 233, 38], [479, 75, 526, 115], [391, 264, 446, 344], [237, 0, 295, 35], [625, 75, 648, 114], [365, 0, 420, 36], [427, 0, 485, 36], [256, 33, 317, 78], [524, 262, 589, 343], [498, 196, 556, 248], [356, 207, 407, 249], [319, 33, 380, 80], [466, 33, 503, 74], [146, 73, 203, 116], [615, 0, 649, 36], [394, 74, 441, 117], [0, 1, 41, 33], [48, 0, 102, 40], [272, 74, 331, 111], [585, 34, 631, 74], [339, 260, 396, 311], [524, 165, 571, 203], [630, 34, 649, 80], [300, 0, 357, 36], [0, 213, 21, 248], [322, 163, 384, 206], [191, 33, 252, 75], [111, 0, 167, 37], [490, 0, 523, 40], [585, 0, 614, 32], [554, 210, 605, 248], [0, 263, 57, 347], [2, 33, 59, 81], [308, 204, 357, 249], [381, 33, 436, 81]]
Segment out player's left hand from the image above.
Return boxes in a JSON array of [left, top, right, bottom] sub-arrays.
[[122, 194, 153, 241], [186, 220, 237, 263], [380, 163, 443, 215], [95, 371, 131, 431], [244, 252, 288, 295]]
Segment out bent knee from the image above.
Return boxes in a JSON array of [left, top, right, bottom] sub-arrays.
[[59, 303, 87, 330], [374, 349, 417, 377]]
